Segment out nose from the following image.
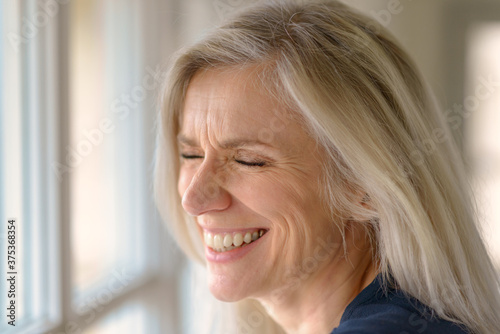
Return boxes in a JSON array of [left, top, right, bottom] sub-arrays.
[[181, 160, 232, 216]]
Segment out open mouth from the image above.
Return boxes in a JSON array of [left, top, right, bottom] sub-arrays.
[[204, 229, 268, 253]]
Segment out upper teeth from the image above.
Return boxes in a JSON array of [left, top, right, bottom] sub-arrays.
[[204, 230, 266, 252]]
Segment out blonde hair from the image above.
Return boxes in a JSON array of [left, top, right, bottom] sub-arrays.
[[154, 1, 500, 333]]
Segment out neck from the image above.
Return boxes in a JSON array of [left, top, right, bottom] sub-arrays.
[[258, 227, 379, 334]]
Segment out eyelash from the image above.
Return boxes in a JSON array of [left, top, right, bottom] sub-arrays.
[[180, 154, 267, 167], [181, 154, 203, 160], [235, 159, 267, 167]]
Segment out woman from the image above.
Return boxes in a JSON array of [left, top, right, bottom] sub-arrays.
[[154, 1, 500, 333]]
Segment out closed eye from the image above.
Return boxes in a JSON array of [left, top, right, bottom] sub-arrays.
[[181, 154, 204, 160], [181, 154, 267, 167], [235, 159, 267, 167]]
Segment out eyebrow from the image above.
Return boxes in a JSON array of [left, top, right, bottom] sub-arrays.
[[177, 134, 275, 150]]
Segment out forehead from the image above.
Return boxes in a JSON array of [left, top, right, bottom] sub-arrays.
[[179, 66, 309, 149], [182, 67, 281, 126]]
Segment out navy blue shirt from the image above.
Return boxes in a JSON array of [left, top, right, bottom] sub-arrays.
[[331, 275, 470, 333]]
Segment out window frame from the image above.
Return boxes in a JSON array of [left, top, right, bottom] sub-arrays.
[[1, 0, 182, 333]]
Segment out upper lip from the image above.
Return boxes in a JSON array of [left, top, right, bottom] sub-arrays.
[[197, 223, 269, 234]]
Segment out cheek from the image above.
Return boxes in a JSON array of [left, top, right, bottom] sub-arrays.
[[235, 171, 331, 242], [226, 173, 281, 213], [231, 173, 324, 257], [232, 170, 317, 218]]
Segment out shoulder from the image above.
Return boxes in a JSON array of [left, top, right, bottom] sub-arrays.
[[331, 275, 470, 334], [331, 303, 469, 334]]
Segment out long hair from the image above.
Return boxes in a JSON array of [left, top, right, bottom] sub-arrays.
[[154, 1, 500, 333]]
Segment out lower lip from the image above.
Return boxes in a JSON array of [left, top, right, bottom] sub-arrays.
[[205, 235, 266, 263]]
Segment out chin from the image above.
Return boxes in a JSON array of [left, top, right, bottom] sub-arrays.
[[207, 269, 256, 302]]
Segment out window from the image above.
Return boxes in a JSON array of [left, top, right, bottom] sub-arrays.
[[465, 22, 500, 268], [1, 0, 181, 333], [69, 0, 149, 301], [1, 1, 59, 332]]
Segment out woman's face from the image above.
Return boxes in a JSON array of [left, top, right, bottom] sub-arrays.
[[177, 67, 344, 302]]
